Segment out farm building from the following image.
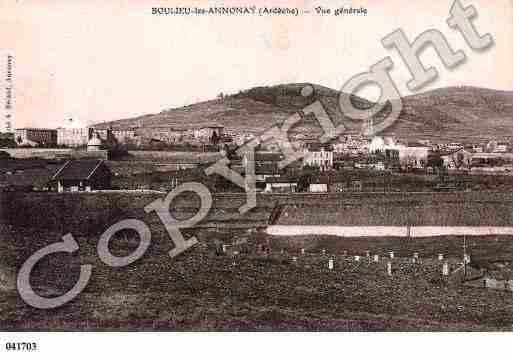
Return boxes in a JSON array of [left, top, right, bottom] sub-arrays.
[[135, 126, 188, 143], [264, 177, 298, 193], [308, 176, 330, 193], [398, 144, 430, 169], [50, 159, 112, 192], [193, 123, 224, 140], [471, 152, 513, 168], [238, 152, 284, 187]]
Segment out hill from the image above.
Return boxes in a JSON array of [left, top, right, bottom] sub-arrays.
[[95, 84, 513, 143], [94, 83, 386, 137], [399, 86, 513, 143]]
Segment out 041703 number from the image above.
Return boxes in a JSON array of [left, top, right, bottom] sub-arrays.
[[5, 342, 38, 351]]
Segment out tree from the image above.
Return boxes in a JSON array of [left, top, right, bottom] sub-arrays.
[[297, 173, 312, 192], [210, 130, 220, 145], [0, 151, 10, 159], [427, 151, 443, 168], [449, 150, 471, 170]]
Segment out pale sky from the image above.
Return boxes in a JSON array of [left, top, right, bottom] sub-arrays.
[[1, 0, 512, 129]]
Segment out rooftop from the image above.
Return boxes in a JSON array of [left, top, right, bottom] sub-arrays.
[[246, 152, 283, 163], [15, 128, 57, 132], [265, 176, 298, 183], [307, 143, 334, 152]]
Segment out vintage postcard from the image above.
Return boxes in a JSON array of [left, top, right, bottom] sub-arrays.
[[1, 0, 513, 356]]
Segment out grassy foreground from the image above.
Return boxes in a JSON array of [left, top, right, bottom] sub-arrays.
[[1, 226, 513, 331], [3, 192, 513, 330]]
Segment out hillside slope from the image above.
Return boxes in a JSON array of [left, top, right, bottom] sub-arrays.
[[96, 84, 513, 143], [96, 83, 382, 137], [398, 87, 513, 143]]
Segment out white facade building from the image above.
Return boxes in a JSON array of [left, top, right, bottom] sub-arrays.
[[57, 127, 93, 147], [304, 145, 333, 169]]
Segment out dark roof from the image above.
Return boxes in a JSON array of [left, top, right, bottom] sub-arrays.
[[307, 143, 333, 151], [15, 127, 57, 132], [199, 122, 224, 129], [255, 164, 279, 174], [246, 152, 283, 163], [231, 163, 279, 175], [310, 175, 332, 184], [52, 160, 108, 181], [256, 152, 282, 162], [439, 148, 471, 157], [265, 176, 298, 184], [406, 142, 430, 148]]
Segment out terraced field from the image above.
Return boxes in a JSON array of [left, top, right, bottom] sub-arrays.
[[2, 191, 513, 330]]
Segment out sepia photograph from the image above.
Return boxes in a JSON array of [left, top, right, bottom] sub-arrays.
[[1, 0, 513, 356]]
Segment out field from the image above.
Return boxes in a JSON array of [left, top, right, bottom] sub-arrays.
[[3, 192, 513, 330], [2, 229, 513, 331]]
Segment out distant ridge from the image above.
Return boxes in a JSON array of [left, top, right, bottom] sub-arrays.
[[94, 84, 513, 143]]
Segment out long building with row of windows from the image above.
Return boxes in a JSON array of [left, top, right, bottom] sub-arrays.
[[13, 121, 226, 148], [14, 128, 58, 146], [56, 127, 94, 147], [14, 127, 137, 147]]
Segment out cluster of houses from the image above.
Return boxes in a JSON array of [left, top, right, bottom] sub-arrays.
[[224, 135, 513, 193], [3, 121, 513, 194]]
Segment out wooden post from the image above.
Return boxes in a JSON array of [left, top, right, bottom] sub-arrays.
[[442, 262, 449, 276], [463, 235, 467, 277]]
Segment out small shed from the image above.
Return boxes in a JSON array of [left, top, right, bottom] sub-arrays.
[[309, 176, 330, 193], [50, 159, 111, 192], [264, 176, 298, 193]]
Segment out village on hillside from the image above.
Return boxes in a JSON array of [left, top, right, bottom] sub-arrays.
[[1, 120, 513, 193]]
